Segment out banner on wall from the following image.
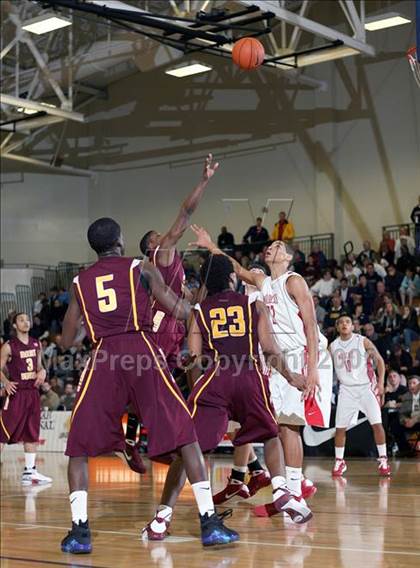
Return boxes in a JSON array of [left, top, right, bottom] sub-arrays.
[[5, 410, 72, 453]]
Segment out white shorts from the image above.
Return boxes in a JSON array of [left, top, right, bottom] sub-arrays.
[[335, 384, 382, 428], [270, 347, 333, 427]]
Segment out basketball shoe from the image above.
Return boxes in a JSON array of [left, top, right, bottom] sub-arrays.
[[301, 477, 317, 499], [332, 459, 347, 477], [142, 513, 171, 541], [61, 521, 92, 554], [213, 478, 250, 505], [200, 509, 240, 547], [247, 470, 271, 497], [116, 441, 146, 474], [253, 489, 313, 524], [21, 467, 52, 486], [378, 456, 391, 477]]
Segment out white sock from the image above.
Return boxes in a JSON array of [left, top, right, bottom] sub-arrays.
[[271, 475, 287, 501], [69, 490, 88, 524], [191, 481, 215, 517], [232, 465, 247, 473], [377, 444, 387, 458], [24, 453, 36, 470], [285, 466, 302, 497], [335, 447, 345, 460], [156, 505, 173, 522]]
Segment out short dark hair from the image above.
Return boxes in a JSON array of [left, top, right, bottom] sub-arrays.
[[12, 312, 27, 325], [87, 217, 121, 254], [249, 262, 268, 274], [200, 254, 234, 295], [256, 217, 262, 222], [139, 230, 154, 256], [335, 313, 352, 326]]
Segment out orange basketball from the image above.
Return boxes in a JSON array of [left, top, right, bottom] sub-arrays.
[[232, 37, 265, 70]]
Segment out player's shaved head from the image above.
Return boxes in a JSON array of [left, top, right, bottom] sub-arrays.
[[201, 254, 234, 295], [139, 230, 156, 256], [87, 217, 122, 255]]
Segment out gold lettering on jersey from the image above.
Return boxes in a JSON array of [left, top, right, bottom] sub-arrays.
[[20, 349, 36, 358], [21, 371, 37, 380]]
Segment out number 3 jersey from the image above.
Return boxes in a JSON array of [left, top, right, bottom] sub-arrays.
[[6, 336, 40, 388], [73, 256, 153, 343], [193, 290, 260, 363]]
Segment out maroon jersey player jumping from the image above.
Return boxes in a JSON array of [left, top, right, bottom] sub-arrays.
[[142, 255, 312, 541], [60, 217, 238, 554], [0, 312, 52, 486], [124, 154, 219, 449]]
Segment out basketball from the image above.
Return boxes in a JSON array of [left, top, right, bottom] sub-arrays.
[[232, 37, 265, 70]]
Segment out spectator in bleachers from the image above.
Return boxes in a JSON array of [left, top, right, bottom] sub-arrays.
[[400, 267, 420, 306], [310, 243, 327, 270], [377, 300, 401, 344], [59, 383, 76, 411], [58, 287, 70, 306], [385, 264, 404, 300], [392, 375, 420, 456], [353, 303, 369, 325], [2, 310, 16, 341], [411, 196, 420, 255], [33, 292, 47, 315], [353, 274, 375, 315], [379, 237, 395, 266], [324, 294, 346, 339], [384, 371, 408, 407], [343, 259, 361, 287], [291, 243, 305, 274], [303, 254, 319, 286], [395, 227, 415, 260], [29, 315, 47, 339], [271, 211, 295, 242], [49, 376, 63, 397], [373, 282, 387, 317], [312, 295, 326, 327], [357, 240, 376, 264], [389, 344, 413, 375], [310, 269, 337, 304], [243, 217, 269, 252], [365, 262, 383, 293], [338, 277, 353, 312], [217, 226, 235, 252], [396, 245, 416, 274], [400, 305, 420, 350], [352, 318, 362, 334], [40, 382, 60, 411]]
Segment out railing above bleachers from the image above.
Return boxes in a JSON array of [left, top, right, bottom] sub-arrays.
[[382, 223, 415, 242]]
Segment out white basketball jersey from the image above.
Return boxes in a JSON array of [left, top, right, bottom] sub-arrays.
[[330, 333, 375, 387], [260, 272, 327, 352], [248, 289, 270, 376]]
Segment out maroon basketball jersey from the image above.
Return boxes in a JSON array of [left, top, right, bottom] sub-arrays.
[[6, 336, 40, 389], [73, 256, 153, 343], [151, 247, 185, 315], [195, 291, 259, 359]]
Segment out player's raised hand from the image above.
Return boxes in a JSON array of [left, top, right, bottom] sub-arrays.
[[189, 224, 214, 250], [4, 379, 18, 396], [202, 153, 219, 182]]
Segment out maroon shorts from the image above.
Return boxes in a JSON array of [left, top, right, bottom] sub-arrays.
[[187, 362, 278, 453], [154, 314, 185, 371], [0, 388, 41, 444], [66, 332, 196, 458]]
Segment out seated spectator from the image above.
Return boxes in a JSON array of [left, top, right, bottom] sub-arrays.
[[60, 383, 76, 411], [40, 382, 60, 411], [379, 232, 395, 265], [396, 245, 416, 274], [372, 281, 387, 317], [217, 226, 235, 251], [324, 294, 346, 338], [291, 243, 305, 274], [271, 211, 295, 242], [312, 295, 326, 327], [58, 287, 70, 306], [352, 318, 362, 334], [343, 259, 361, 286], [364, 262, 383, 293], [310, 243, 327, 270], [395, 227, 415, 259], [400, 267, 420, 306], [385, 264, 404, 300], [391, 375, 420, 456], [400, 305, 420, 350], [353, 303, 369, 325], [334, 268, 344, 282], [357, 240, 376, 264], [2, 310, 16, 341], [303, 254, 319, 286], [310, 269, 337, 304], [243, 217, 269, 252], [384, 370, 408, 408], [338, 277, 353, 311], [353, 274, 375, 315], [377, 301, 402, 345], [389, 344, 413, 375], [33, 292, 47, 315], [49, 376, 64, 397], [29, 315, 47, 339]]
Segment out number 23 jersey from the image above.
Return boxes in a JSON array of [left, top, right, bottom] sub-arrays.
[[73, 256, 153, 343]]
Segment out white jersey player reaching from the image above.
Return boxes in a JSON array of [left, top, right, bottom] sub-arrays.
[[190, 227, 333, 517], [330, 315, 391, 477]]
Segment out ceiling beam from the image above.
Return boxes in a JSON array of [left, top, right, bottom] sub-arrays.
[[0, 94, 85, 122]]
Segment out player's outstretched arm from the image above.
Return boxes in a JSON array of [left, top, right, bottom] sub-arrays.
[[189, 224, 266, 289], [255, 300, 306, 391], [287, 275, 320, 400], [62, 286, 83, 349], [0, 342, 18, 396], [157, 154, 219, 267], [187, 312, 204, 385], [142, 261, 191, 320], [364, 338, 385, 399]]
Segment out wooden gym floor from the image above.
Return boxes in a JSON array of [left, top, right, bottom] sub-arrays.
[[1, 452, 419, 568]]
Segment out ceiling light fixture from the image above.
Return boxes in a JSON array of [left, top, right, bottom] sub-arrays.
[[165, 63, 212, 78], [22, 13, 72, 35], [364, 12, 411, 31]]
